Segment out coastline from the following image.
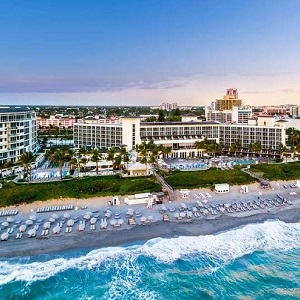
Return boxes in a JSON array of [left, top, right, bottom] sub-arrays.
[[1, 181, 300, 258]]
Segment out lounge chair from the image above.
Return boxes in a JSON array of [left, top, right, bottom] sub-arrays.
[[163, 213, 170, 221]]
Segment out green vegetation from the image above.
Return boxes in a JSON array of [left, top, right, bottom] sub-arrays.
[[250, 161, 300, 181], [0, 176, 161, 207], [163, 168, 256, 189]]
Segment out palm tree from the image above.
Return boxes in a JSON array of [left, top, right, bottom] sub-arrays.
[[80, 157, 88, 175], [50, 149, 68, 180], [19, 151, 35, 181], [69, 157, 79, 176], [91, 149, 102, 174], [107, 146, 117, 162]]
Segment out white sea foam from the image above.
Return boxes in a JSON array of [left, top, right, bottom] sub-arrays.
[[0, 220, 299, 285]]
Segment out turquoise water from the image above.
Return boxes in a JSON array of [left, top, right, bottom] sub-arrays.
[[1, 220, 300, 299], [30, 170, 69, 180]]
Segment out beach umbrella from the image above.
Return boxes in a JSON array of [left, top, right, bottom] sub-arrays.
[[27, 228, 36, 237], [19, 224, 27, 232], [53, 226, 60, 234], [44, 222, 51, 229], [7, 217, 14, 223], [224, 203, 230, 208], [117, 218, 124, 225], [51, 214, 59, 220], [1, 232, 9, 241], [26, 219, 34, 225], [67, 219, 74, 227], [140, 216, 147, 223], [49, 217, 55, 223], [187, 211, 193, 218], [174, 212, 179, 219], [78, 223, 85, 231], [64, 213, 70, 219], [192, 207, 198, 212], [90, 217, 97, 225], [179, 212, 185, 218], [29, 215, 37, 221], [83, 214, 91, 220], [1, 221, 9, 227], [110, 219, 116, 226], [104, 212, 111, 218]]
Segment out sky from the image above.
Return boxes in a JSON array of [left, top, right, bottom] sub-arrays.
[[1, 0, 300, 107]]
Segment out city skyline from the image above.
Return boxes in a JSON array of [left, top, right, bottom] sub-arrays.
[[1, 0, 300, 106]]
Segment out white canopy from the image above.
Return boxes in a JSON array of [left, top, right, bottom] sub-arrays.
[[19, 224, 27, 232]]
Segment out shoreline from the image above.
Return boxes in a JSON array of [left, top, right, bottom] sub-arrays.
[[1, 180, 300, 258]]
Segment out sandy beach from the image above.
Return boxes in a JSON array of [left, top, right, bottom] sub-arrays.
[[1, 180, 300, 258]]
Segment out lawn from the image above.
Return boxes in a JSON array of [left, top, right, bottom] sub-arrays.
[[163, 167, 256, 189], [0, 176, 161, 207], [249, 161, 300, 181]]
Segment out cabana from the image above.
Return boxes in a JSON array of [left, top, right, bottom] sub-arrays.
[[260, 180, 270, 189], [125, 162, 153, 177], [215, 183, 230, 193]]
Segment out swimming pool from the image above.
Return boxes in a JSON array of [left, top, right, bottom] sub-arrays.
[[30, 170, 69, 179], [171, 162, 207, 170]]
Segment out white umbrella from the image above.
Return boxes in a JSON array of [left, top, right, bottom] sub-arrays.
[[1, 232, 9, 241], [53, 226, 60, 234], [117, 219, 124, 225], [104, 212, 111, 218], [67, 219, 74, 227], [26, 219, 34, 225], [49, 217, 55, 223], [179, 212, 186, 218], [7, 217, 14, 223], [29, 215, 37, 221], [174, 212, 179, 219], [192, 207, 198, 212], [64, 213, 70, 219], [51, 214, 59, 219], [140, 216, 147, 223], [110, 219, 116, 226], [44, 222, 51, 229], [1, 221, 9, 227], [187, 211, 193, 218], [27, 228, 36, 237], [83, 214, 91, 220], [90, 217, 97, 224], [19, 224, 27, 232], [78, 223, 85, 231]]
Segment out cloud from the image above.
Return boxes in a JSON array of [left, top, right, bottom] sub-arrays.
[[0, 76, 189, 93]]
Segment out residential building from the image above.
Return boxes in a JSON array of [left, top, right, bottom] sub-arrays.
[[215, 88, 242, 111], [37, 115, 76, 129], [0, 107, 38, 164]]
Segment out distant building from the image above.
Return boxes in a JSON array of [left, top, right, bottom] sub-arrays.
[[215, 88, 242, 111], [37, 115, 76, 129], [262, 106, 287, 116], [0, 107, 38, 165], [160, 102, 178, 111], [290, 106, 300, 118]]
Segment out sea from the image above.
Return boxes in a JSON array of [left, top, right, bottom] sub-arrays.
[[1, 220, 300, 300]]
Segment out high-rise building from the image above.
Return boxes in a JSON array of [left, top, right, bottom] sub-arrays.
[[216, 88, 242, 111], [0, 107, 38, 165]]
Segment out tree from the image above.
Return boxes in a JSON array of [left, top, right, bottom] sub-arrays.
[[50, 149, 69, 180], [19, 151, 35, 181], [158, 110, 165, 122], [91, 149, 102, 174]]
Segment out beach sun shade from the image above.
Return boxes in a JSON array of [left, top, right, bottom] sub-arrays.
[[19, 224, 27, 232], [1, 221, 9, 227], [29, 215, 37, 221], [1, 232, 9, 241], [49, 218, 56, 223], [67, 219, 74, 227], [53, 226, 60, 234], [117, 218, 124, 225], [27, 229, 36, 237], [83, 214, 91, 220], [90, 217, 97, 224], [7, 217, 14, 223], [44, 222, 51, 229], [140, 216, 147, 223], [64, 213, 70, 219], [51, 214, 59, 219], [110, 219, 117, 226], [26, 219, 34, 225]]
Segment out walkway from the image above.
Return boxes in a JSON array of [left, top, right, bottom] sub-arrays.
[[154, 172, 177, 201]]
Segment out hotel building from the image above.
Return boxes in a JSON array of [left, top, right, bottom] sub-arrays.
[[74, 115, 286, 158], [0, 107, 38, 165]]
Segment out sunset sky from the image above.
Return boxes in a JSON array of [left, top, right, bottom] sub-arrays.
[[1, 0, 300, 106]]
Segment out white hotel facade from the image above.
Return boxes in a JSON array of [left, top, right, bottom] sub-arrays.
[[0, 107, 38, 165], [74, 115, 286, 158]]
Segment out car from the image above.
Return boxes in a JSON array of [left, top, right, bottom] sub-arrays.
[[289, 191, 297, 195], [283, 185, 288, 189]]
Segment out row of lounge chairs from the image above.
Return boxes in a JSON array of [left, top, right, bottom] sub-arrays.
[[0, 210, 18, 216], [15, 232, 23, 239], [41, 229, 49, 236], [37, 205, 74, 213]]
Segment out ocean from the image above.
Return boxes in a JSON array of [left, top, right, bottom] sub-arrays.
[[1, 220, 300, 300]]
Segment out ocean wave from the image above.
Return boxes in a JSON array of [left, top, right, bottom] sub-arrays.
[[0, 220, 299, 286]]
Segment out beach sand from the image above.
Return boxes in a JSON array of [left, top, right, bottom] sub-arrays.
[[0, 180, 299, 258]]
